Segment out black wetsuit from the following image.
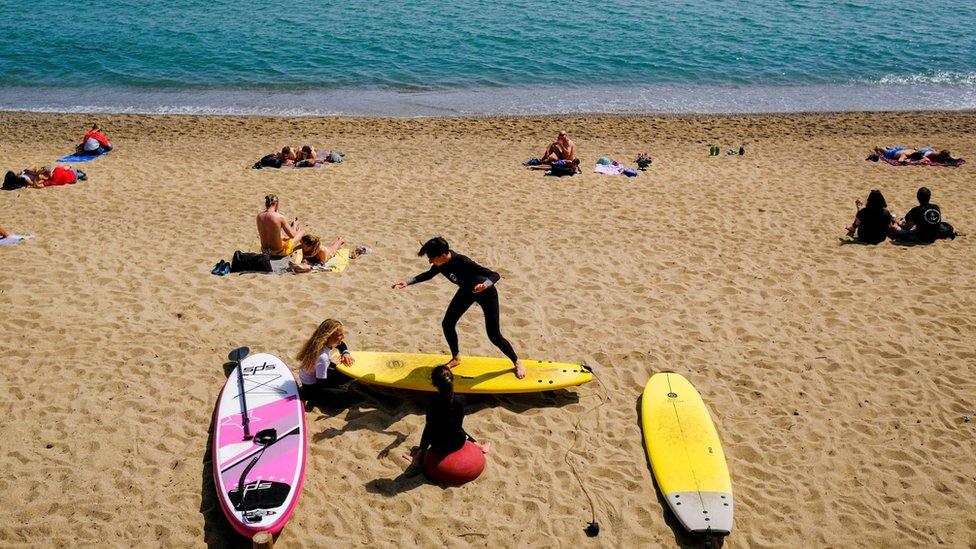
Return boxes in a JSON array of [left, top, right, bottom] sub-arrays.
[[408, 251, 518, 363], [420, 394, 473, 455]]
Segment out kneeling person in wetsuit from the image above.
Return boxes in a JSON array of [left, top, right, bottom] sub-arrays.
[[409, 365, 490, 467], [392, 237, 526, 379]]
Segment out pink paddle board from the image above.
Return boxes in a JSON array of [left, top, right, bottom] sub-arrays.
[[212, 353, 306, 538]]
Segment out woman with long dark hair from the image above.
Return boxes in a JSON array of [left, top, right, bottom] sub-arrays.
[[409, 365, 490, 468], [846, 189, 897, 244]]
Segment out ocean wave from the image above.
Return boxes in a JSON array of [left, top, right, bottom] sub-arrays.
[[874, 72, 976, 86], [2, 82, 975, 117]]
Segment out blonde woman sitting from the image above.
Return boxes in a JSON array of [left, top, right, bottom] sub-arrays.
[[295, 319, 356, 399]]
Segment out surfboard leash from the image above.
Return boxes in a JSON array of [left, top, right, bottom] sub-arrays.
[[564, 373, 610, 537]]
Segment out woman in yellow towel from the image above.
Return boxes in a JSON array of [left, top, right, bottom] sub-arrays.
[[289, 233, 346, 273]]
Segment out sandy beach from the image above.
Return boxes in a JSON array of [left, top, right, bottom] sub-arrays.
[[1, 110, 974, 547]]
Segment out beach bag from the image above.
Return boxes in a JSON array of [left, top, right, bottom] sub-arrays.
[[230, 251, 272, 273], [327, 151, 343, 163], [3, 171, 28, 190], [254, 154, 282, 169], [936, 222, 956, 240]]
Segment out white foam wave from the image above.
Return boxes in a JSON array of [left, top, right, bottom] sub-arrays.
[[1, 82, 975, 117], [875, 72, 976, 86]]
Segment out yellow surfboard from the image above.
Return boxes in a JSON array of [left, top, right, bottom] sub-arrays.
[[336, 351, 592, 394], [641, 372, 733, 535]]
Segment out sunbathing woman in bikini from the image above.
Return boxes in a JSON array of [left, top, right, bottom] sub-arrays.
[[289, 233, 346, 273]]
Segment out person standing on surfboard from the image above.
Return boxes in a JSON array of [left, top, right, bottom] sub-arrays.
[[392, 237, 526, 379]]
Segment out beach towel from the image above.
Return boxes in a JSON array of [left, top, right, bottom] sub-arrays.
[[0, 235, 33, 246], [878, 156, 965, 168], [250, 150, 344, 169], [594, 160, 626, 175], [56, 150, 110, 163], [314, 247, 350, 272]]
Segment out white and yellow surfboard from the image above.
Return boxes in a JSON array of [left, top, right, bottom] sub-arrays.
[[336, 351, 592, 394], [641, 372, 733, 536]]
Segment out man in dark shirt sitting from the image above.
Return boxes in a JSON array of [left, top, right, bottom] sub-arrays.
[[892, 187, 943, 244]]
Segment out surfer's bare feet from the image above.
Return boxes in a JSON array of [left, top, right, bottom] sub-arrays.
[[476, 441, 491, 454], [514, 360, 526, 379], [445, 356, 461, 369]]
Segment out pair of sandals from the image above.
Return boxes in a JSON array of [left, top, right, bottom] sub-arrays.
[[211, 260, 231, 276]]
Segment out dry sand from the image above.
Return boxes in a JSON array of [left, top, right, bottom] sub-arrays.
[[0, 111, 974, 548]]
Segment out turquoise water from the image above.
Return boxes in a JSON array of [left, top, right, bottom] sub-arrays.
[[1, 0, 974, 115]]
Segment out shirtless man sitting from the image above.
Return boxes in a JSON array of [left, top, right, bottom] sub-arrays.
[[541, 130, 575, 163], [257, 194, 305, 258]]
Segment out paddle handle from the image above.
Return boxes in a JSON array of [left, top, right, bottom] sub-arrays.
[[236, 361, 252, 440]]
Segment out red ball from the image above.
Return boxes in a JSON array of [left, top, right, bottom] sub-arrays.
[[423, 441, 486, 485]]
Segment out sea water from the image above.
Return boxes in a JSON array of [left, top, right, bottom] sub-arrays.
[[1, 0, 974, 115]]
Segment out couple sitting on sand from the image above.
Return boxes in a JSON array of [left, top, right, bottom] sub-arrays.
[[846, 187, 955, 245], [525, 130, 582, 174], [257, 194, 344, 272]]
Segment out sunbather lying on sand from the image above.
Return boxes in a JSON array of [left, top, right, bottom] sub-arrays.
[[4, 165, 85, 189], [0, 224, 9, 238], [289, 233, 345, 273], [295, 145, 318, 167], [869, 146, 961, 164]]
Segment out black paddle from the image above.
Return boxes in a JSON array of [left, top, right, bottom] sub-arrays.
[[228, 347, 252, 440]]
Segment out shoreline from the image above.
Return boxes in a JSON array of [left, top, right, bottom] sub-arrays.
[[2, 79, 975, 117]]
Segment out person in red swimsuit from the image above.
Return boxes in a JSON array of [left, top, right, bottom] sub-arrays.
[[75, 123, 113, 155]]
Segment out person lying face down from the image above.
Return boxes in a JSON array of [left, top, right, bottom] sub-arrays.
[[295, 145, 318, 167], [870, 145, 960, 164]]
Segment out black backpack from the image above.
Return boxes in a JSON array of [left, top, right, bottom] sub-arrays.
[[547, 162, 576, 177], [937, 222, 957, 240], [230, 251, 273, 273], [3, 171, 28, 190], [252, 154, 282, 170]]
